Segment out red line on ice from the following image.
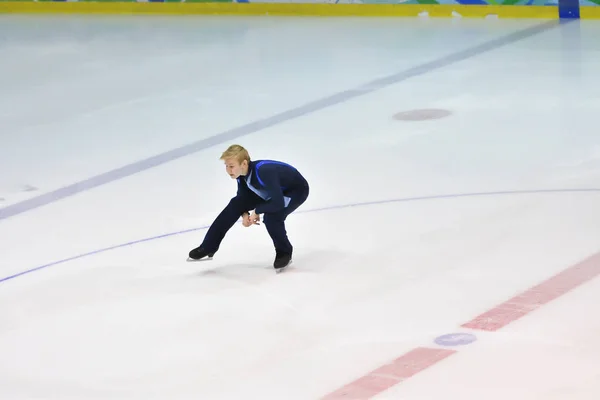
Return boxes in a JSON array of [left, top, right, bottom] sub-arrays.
[[321, 250, 600, 399], [321, 347, 456, 400], [462, 251, 600, 331]]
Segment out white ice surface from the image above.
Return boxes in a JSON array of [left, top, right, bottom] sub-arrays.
[[1, 15, 600, 400]]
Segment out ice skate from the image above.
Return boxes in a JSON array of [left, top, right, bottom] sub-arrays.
[[274, 251, 292, 273], [187, 246, 215, 262]]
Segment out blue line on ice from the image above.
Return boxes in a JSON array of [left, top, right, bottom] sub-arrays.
[[1, 187, 598, 284]]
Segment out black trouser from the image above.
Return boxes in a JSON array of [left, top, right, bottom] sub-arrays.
[[201, 185, 309, 255]]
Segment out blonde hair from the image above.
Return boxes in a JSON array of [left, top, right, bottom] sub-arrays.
[[220, 144, 250, 164]]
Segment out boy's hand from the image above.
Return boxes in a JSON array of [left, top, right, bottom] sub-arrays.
[[249, 211, 261, 225], [242, 212, 253, 227]]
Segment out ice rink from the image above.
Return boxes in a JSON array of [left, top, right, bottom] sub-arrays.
[[1, 14, 600, 399]]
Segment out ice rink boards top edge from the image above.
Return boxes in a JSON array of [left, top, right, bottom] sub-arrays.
[[0, 2, 588, 19]]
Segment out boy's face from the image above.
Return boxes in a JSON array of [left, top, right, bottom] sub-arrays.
[[224, 158, 248, 179]]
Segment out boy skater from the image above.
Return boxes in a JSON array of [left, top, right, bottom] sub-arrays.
[[188, 144, 310, 271]]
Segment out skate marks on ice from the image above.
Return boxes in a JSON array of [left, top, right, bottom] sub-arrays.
[[282, 249, 352, 273], [0, 184, 39, 204], [196, 261, 276, 282], [192, 260, 297, 282], [186, 249, 348, 282], [5, 188, 600, 285], [185, 261, 302, 313]]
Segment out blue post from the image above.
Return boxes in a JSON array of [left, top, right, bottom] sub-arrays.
[[558, 0, 580, 19]]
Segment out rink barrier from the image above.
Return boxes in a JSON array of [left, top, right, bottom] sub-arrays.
[[0, 2, 575, 19], [581, 5, 600, 16]]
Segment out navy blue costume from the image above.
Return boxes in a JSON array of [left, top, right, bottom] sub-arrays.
[[195, 159, 309, 262]]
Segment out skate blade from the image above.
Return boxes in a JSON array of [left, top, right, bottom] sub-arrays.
[[275, 260, 292, 273], [186, 256, 213, 262]]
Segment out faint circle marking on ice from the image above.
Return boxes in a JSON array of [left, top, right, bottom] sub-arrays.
[[434, 332, 477, 347], [392, 108, 452, 121]]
